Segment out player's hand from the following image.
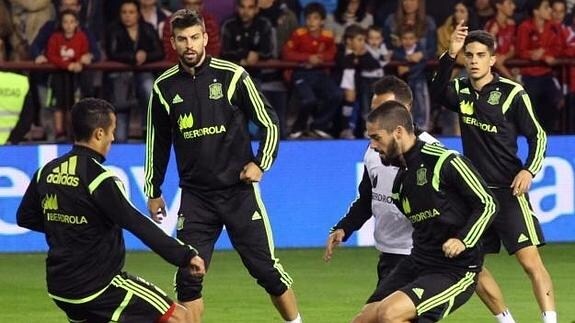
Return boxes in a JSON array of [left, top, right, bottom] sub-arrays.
[[442, 238, 465, 258], [147, 196, 167, 224], [511, 169, 533, 196], [189, 255, 206, 277], [324, 229, 345, 262], [448, 20, 468, 58], [240, 162, 263, 183]]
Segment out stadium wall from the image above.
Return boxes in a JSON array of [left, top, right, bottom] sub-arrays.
[[1, 137, 574, 252]]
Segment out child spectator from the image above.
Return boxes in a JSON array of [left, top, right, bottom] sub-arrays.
[[339, 25, 386, 139], [517, 0, 565, 133], [392, 25, 430, 130], [485, 0, 517, 79], [365, 25, 392, 69], [45, 9, 90, 140], [282, 2, 343, 139], [326, 0, 373, 44]]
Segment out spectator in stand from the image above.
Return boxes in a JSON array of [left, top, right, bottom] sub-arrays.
[[0, 0, 27, 61], [258, 0, 299, 55], [392, 25, 431, 131], [45, 9, 91, 141], [9, 0, 54, 48], [338, 25, 385, 139], [366, 25, 392, 67], [221, 0, 286, 139], [30, 0, 101, 141], [485, 0, 517, 80], [105, 0, 164, 142], [162, 0, 220, 60], [517, 0, 565, 133], [221, 0, 274, 68], [436, 1, 477, 136], [437, 1, 478, 67], [551, 0, 575, 133], [474, 0, 496, 28], [326, 0, 373, 44], [282, 2, 343, 139], [426, 0, 460, 30], [30, 0, 99, 64], [140, 0, 172, 38], [382, 0, 437, 61]]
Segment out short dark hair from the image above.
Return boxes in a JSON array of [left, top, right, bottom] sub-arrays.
[[528, 0, 549, 15], [304, 2, 327, 20], [367, 25, 383, 36], [464, 30, 495, 54], [372, 76, 413, 107], [71, 98, 115, 142], [367, 100, 414, 134], [343, 24, 366, 41], [171, 8, 205, 33], [57, 9, 79, 31], [119, 0, 140, 14]]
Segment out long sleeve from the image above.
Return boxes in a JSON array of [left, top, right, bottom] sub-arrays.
[[516, 22, 533, 60], [92, 173, 197, 267], [282, 30, 312, 62], [220, 20, 248, 62], [510, 92, 547, 176], [430, 53, 459, 112], [256, 19, 274, 60], [16, 171, 44, 232], [442, 155, 498, 248], [46, 34, 70, 69], [144, 82, 172, 198], [29, 21, 53, 58], [330, 167, 373, 241], [140, 23, 164, 63], [106, 24, 137, 64], [232, 69, 279, 171]]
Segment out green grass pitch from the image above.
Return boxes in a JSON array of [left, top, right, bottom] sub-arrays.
[[1, 244, 574, 322]]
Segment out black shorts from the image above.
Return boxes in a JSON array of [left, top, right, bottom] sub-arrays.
[[481, 188, 545, 254], [367, 257, 478, 322], [175, 183, 293, 301], [51, 272, 175, 323], [375, 252, 408, 287]]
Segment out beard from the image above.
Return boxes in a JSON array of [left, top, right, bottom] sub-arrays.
[[180, 48, 204, 68], [379, 138, 406, 168]]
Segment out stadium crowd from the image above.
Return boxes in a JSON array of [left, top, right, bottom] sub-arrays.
[[1, 0, 575, 143]]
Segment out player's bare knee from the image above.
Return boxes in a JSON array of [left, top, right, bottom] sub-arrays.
[[165, 304, 188, 323], [376, 302, 399, 323]]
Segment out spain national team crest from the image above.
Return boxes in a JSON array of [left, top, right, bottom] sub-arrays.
[[487, 90, 502, 105], [416, 168, 427, 186], [209, 82, 224, 100]]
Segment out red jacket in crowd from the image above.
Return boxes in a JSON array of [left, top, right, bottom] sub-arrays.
[[45, 29, 89, 69], [516, 19, 565, 76], [281, 27, 337, 63]]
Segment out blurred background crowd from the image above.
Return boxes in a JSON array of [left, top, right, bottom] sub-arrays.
[[1, 0, 575, 144]]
